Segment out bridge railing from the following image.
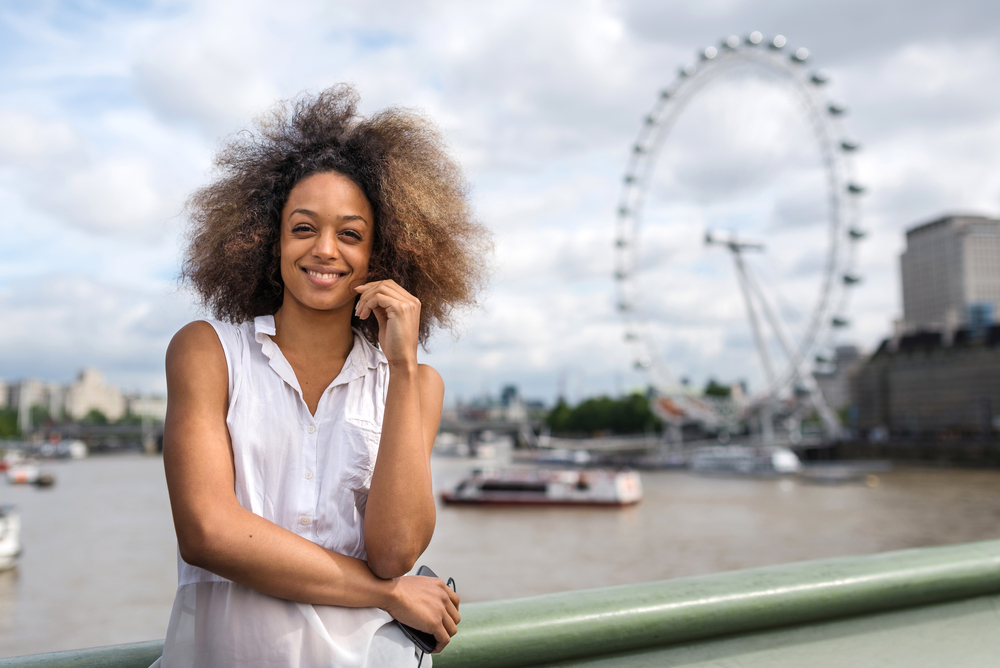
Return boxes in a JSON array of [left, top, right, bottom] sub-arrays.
[[3, 539, 999, 667]]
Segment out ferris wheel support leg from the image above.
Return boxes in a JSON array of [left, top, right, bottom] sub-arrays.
[[742, 263, 843, 442], [731, 249, 778, 447], [761, 402, 777, 449], [667, 422, 684, 451]]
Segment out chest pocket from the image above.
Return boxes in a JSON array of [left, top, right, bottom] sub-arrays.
[[342, 420, 380, 493], [339, 365, 385, 493]]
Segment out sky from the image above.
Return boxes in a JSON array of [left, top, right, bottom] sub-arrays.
[[0, 0, 998, 405]]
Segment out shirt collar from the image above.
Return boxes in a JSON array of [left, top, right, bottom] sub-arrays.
[[254, 315, 299, 392], [253, 315, 386, 392]]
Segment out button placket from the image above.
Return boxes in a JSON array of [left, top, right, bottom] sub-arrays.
[[300, 412, 320, 534]]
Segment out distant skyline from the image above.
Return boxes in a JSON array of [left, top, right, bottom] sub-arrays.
[[1, 0, 999, 404]]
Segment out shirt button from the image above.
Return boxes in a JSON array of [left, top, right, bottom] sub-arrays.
[[307, 425, 316, 434], [300, 516, 310, 526], [305, 470, 313, 480]]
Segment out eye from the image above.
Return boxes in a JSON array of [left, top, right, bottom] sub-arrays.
[[341, 229, 363, 241], [291, 223, 314, 234]]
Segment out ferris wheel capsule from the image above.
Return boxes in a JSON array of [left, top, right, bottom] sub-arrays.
[[840, 137, 861, 151], [828, 100, 848, 115], [811, 69, 831, 85]]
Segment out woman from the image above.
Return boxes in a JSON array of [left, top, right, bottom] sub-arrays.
[[155, 85, 489, 667]]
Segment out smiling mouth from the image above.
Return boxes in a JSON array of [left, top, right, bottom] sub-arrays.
[[305, 268, 345, 279]]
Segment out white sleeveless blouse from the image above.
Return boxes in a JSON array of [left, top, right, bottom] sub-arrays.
[[154, 316, 422, 667]]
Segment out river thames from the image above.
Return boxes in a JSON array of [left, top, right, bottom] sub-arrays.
[[2, 451, 1000, 657]]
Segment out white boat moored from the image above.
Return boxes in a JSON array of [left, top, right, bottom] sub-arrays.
[[442, 468, 643, 507], [0, 505, 21, 571]]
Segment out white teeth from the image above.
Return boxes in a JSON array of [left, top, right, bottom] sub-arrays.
[[306, 269, 341, 279]]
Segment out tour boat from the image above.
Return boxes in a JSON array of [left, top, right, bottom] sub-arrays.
[[0, 505, 21, 571], [689, 445, 803, 476], [441, 467, 643, 507]]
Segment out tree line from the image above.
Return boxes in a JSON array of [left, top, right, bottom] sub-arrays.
[[0, 407, 141, 438], [545, 392, 662, 436]]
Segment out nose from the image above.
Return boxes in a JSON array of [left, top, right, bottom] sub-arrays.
[[312, 228, 340, 260]]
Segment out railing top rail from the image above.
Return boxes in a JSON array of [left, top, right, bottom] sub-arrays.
[[3, 540, 999, 668], [438, 538, 1000, 667]]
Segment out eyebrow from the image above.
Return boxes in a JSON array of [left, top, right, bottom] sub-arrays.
[[290, 208, 369, 224]]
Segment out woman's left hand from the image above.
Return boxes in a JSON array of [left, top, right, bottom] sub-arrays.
[[355, 280, 421, 365]]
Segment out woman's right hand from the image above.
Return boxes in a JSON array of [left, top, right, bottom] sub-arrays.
[[381, 574, 461, 653]]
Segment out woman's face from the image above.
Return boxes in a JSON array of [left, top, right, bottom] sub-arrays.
[[279, 171, 374, 314]]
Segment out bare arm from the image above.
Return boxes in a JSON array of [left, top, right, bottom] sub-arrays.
[[365, 363, 444, 578], [163, 321, 458, 648], [356, 280, 445, 579]]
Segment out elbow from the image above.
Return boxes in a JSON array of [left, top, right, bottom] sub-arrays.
[[177, 530, 212, 570], [365, 513, 435, 579], [367, 551, 419, 580], [178, 541, 207, 569], [175, 516, 225, 571], [367, 531, 431, 579]]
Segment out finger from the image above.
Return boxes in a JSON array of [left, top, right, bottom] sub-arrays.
[[432, 626, 450, 653], [360, 292, 398, 321], [355, 284, 413, 320], [373, 306, 388, 335], [443, 613, 458, 636], [356, 280, 416, 306], [445, 601, 460, 626], [357, 279, 402, 294], [355, 290, 391, 320]]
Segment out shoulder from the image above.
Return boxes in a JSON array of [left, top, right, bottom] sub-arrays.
[[417, 364, 443, 387], [167, 321, 224, 359], [418, 364, 444, 400], [166, 321, 229, 388]]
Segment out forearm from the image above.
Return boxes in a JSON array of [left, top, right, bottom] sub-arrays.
[[181, 499, 398, 608], [364, 361, 437, 577]]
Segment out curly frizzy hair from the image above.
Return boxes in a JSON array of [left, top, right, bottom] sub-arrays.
[[181, 85, 490, 346]]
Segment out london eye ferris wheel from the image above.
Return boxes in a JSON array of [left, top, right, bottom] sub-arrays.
[[614, 32, 866, 442]]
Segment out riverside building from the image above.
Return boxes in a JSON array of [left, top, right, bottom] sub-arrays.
[[900, 214, 1000, 334], [1, 367, 165, 432], [851, 214, 1000, 437]]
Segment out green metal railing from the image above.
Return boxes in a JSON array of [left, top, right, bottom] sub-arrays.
[[4, 539, 1000, 667]]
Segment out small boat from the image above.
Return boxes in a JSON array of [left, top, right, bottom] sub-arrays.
[[689, 445, 802, 476], [0, 505, 21, 571], [6, 461, 55, 487], [442, 468, 643, 507], [7, 463, 41, 485]]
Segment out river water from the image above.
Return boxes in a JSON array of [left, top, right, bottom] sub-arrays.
[[2, 451, 1000, 657]]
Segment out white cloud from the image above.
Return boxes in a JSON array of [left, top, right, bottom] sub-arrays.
[[0, 275, 198, 393], [0, 0, 999, 403], [57, 156, 163, 232], [0, 110, 80, 161]]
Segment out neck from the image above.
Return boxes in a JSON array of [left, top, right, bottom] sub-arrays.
[[271, 297, 356, 361]]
